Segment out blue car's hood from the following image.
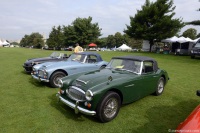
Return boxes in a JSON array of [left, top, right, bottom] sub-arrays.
[[39, 60, 82, 69]]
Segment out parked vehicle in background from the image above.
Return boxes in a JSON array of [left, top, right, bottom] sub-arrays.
[[31, 52, 108, 88], [23, 52, 68, 73], [191, 39, 200, 59], [176, 90, 200, 133], [56, 56, 169, 122]]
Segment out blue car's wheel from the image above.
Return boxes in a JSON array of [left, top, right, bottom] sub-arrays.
[[50, 71, 66, 88], [96, 91, 121, 123]]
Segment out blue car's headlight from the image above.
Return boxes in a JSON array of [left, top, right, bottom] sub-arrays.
[[85, 90, 93, 101], [38, 69, 48, 78]]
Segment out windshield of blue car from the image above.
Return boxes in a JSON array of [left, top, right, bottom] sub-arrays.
[[68, 53, 87, 62], [194, 42, 200, 48], [106, 59, 142, 74], [50, 52, 61, 58]]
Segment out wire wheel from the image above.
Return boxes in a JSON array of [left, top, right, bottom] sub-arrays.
[[103, 98, 118, 118]]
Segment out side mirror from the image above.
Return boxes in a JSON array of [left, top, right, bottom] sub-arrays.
[[196, 90, 200, 96]]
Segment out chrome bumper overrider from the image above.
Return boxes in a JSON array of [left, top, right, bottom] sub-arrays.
[[56, 93, 96, 116], [31, 74, 49, 82]]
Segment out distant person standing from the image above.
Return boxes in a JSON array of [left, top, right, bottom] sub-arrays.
[[74, 43, 83, 53]]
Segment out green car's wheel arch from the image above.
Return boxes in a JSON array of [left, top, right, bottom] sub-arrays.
[[50, 71, 67, 88], [96, 91, 121, 123], [155, 77, 165, 96]]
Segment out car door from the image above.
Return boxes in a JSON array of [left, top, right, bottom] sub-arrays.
[[138, 61, 159, 97], [79, 55, 99, 72]]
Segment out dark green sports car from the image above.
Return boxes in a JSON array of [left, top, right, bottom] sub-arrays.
[[56, 56, 169, 122]]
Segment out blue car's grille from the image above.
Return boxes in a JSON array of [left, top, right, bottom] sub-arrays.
[[68, 86, 86, 101]]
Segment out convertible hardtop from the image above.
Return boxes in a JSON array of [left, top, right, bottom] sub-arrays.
[[112, 56, 158, 70]]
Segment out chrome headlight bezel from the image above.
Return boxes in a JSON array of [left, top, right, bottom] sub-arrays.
[[85, 90, 93, 101], [57, 79, 63, 88]]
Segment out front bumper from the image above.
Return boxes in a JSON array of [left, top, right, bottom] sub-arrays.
[[31, 74, 49, 82], [56, 93, 96, 116]]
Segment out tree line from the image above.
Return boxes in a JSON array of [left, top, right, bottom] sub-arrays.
[[19, 0, 200, 51]]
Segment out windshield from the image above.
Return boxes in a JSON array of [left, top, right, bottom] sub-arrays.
[[50, 52, 61, 58], [194, 42, 200, 48], [68, 53, 87, 63], [106, 58, 142, 74]]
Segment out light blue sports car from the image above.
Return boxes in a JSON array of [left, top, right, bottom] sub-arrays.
[[31, 52, 108, 88]]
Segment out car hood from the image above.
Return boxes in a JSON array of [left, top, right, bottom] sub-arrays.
[[72, 68, 137, 92], [26, 57, 54, 64], [39, 60, 82, 69]]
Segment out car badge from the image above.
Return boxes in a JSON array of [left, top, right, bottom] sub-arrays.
[[107, 76, 113, 85]]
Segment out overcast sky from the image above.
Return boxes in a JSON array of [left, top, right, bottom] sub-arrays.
[[0, 0, 200, 41]]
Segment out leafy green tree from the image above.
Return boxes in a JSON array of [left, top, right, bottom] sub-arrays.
[[20, 35, 30, 47], [46, 26, 64, 48], [182, 28, 197, 39], [197, 33, 200, 38], [63, 16, 102, 47], [106, 35, 116, 48], [63, 25, 78, 47], [186, 20, 200, 26], [124, 0, 184, 51], [96, 37, 107, 48], [30, 33, 44, 48], [114, 32, 125, 47], [20, 33, 44, 48], [10, 42, 19, 46]]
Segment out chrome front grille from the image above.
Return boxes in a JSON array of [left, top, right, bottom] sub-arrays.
[[68, 86, 86, 101]]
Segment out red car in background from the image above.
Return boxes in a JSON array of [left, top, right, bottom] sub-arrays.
[[176, 90, 200, 133]]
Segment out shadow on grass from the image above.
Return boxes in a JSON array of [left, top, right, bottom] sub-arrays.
[[21, 70, 31, 75], [48, 94, 98, 123], [130, 99, 199, 133], [28, 77, 51, 88]]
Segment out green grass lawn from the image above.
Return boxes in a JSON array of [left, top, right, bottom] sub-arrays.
[[0, 47, 199, 133]]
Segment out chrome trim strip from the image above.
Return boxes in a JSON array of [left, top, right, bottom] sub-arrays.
[[125, 84, 135, 87], [56, 94, 96, 116], [76, 79, 88, 85]]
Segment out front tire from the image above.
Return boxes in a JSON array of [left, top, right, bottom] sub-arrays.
[[96, 91, 121, 123], [155, 77, 165, 96], [49, 71, 66, 88]]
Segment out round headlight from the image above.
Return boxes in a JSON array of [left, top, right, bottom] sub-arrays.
[[57, 79, 63, 88], [85, 90, 93, 101]]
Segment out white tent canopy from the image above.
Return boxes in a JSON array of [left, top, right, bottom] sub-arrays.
[[0, 39, 2, 46], [1, 39, 10, 46], [162, 36, 197, 43], [117, 44, 132, 51], [162, 36, 179, 43]]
